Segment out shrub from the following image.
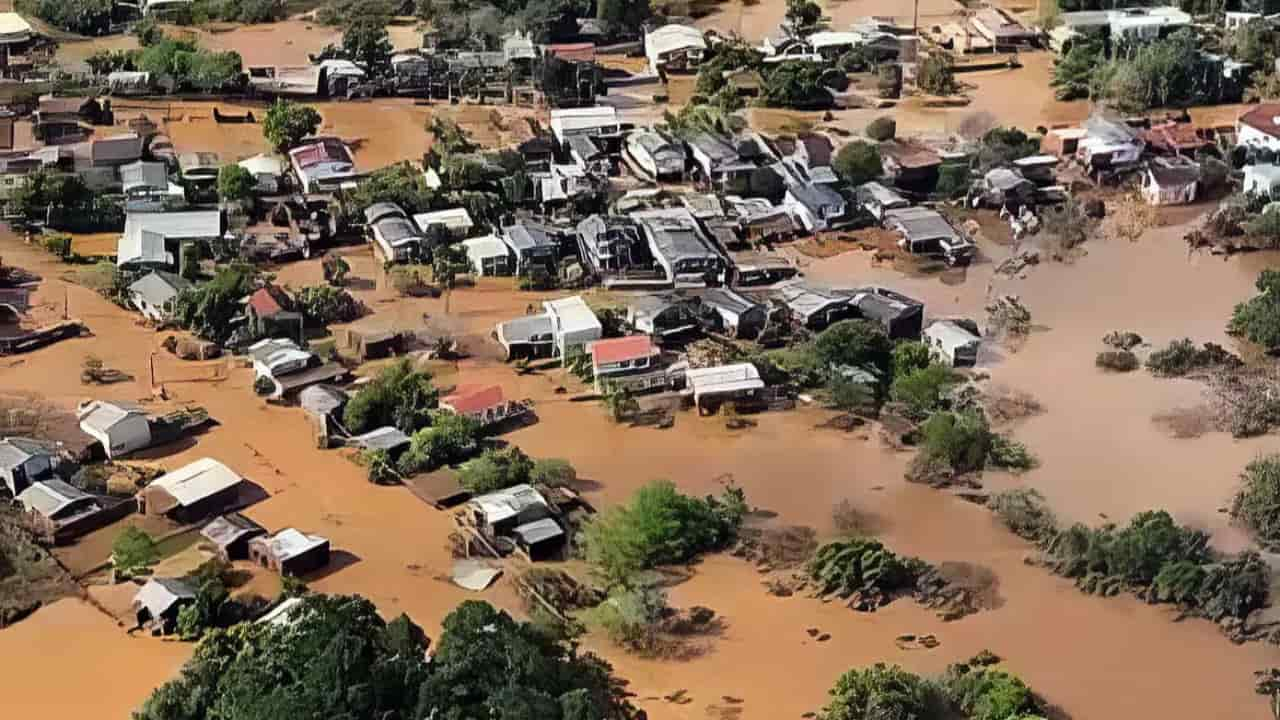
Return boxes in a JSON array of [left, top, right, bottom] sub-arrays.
[[832, 141, 882, 186], [586, 584, 669, 653], [820, 664, 941, 720], [987, 435, 1037, 471], [263, 99, 322, 152], [217, 164, 256, 203], [458, 446, 534, 494], [891, 341, 931, 379], [342, 360, 438, 435], [295, 285, 363, 326], [582, 481, 746, 587], [917, 53, 959, 95], [988, 488, 1056, 542], [396, 412, 481, 475], [865, 116, 896, 142], [806, 538, 926, 608], [889, 364, 958, 420], [919, 411, 993, 475], [530, 458, 577, 487], [112, 527, 159, 578], [827, 374, 877, 414], [815, 320, 893, 377], [943, 665, 1039, 720], [1095, 350, 1139, 372], [935, 163, 971, 199], [1145, 339, 1240, 377], [1230, 270, 1280, 349], [1233, 455, 1280, 549]]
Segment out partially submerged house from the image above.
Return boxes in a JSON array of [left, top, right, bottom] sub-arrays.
[[462, 234, 513, 276], [120, 161, 183, 211], [784, 182, 847, 233], [1238, 103, 1280, 154], [118, 210, 222, 268], [138, 457, 246, 522], [879, 139, 942, 189], [1141, 155, 1200, 206], [626, 129, 687, 181], [627, 293, 700, 338], [347, 426, 412, 455], [588, 335, 664, 393], [970, 7, 1038, 49], [843, 286, 925, 340], [972, 167, 1035, 209], [413, 207, 475, 240], [201, 512, 267, 561], [773, 282, 854, 331], [248, 338, 344, 397], [856, 182, 910, 221], [685, 363, 765, 414], [0, 436, 55, 496], [633, 207, 725, 286], [1049, 6, 1191, 52], [467, 483, 565, 560], [789, 134, 838, 185], [549, 106, 621, 148], [77, 400, 152, 460], [925, 319, 981, 367], [249, 528, 331, 576], [576, 214, 656, 279], [128, 270, 191, 322], [440, 384, 526, 427], [1076, 114, 1144, 177], [645, 24, 706, 75], [365, 203, 423, 262], [694, 287, 767, 340], [501, 221, 563, 275], [17, 478, 124, 544], [884, 206, 974, 266], [91, 133, 142, 169], [289, 138, 360, 193], [495, 295, 602, 359], [133, 577, 196, 634], [686, 131, 766, 193]]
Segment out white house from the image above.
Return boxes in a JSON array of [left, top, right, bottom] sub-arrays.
[[924, 320, 981, 368], [413, 207, 474, 239], [247, 338, 314, 379], [549, 106, 620, 146], [0, 437, 54, 496], [1141, 156, 1200, 206], [78, 400, 152, 459], [626, 130, 686, 181], [685, 363, 764, 412], [644, 24, 706, 75], [1238, 104, 1280, 154], [364, 203, 422, 263], [545, 295, 602, 358], [128, 270, 191, 321], [461, 234, 513, 276], [118, 210, 222, 268]]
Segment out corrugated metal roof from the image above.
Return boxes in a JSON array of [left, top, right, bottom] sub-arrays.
[[686, 363, 763, 395], [17, 478, 93, 517], [471, 483, 549, 525], [201, 512, 265, 548], [149, 457, 243, 507], [0, 436, 50, 468], [590, 335, 657, 365], [77, 400, 146, 434], [259, 527, 327, 562], [514, 517, 564, 545], [544, 295, 602, 335], [442, 384, 505, 415], [348, 426, 411, 452]]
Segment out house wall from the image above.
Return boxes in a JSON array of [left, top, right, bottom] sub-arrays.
[[98, 415, 152, 459], [2, 455, 51, 496], [1238, 123, 1280, 153]]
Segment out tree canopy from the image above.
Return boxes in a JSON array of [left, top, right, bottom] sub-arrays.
[[263, 100, 323, 152], [833, 142, 882, 186], [217, 164, 256, 203], [342, 19, 394, 76], [1230, 270, 1280, 349], [342, 359, 439, 435], [173, 264, 258, 345]]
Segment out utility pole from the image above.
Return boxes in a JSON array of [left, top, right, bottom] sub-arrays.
[[914, 0, 920, 35]]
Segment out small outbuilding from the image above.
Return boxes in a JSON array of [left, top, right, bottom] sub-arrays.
[[200, 512, 267, 561], [462, 234, 513, 276], [845, 286, 925, 340], [77, 400, 152, 460], [17, 478, 121, 544], [924, 319, 981, 367], [0, 436, 55, 497], [138, 457, 245, 522], [1141, 156, 1200, 206], [685, 363, 765, 414], [249, 527, 331, 576], [128, 270, 191, 322], [694, 288, 767, 340], [133, 577, 196, 634]]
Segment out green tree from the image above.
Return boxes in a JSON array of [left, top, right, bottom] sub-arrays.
[[917, 53, 959, 95], [761, 61, 830, 108], [919, 410, 993, 474], [217, 164, 256, 204], [294, 285, 362, 325], [596, 0, 650, 35], [944, 665, 1040, 720], [814, 319, 893, 377], [112, 527, 159, 578], [1233, 455, 1280, 549], [13, 170, 92, 218], [832, 141, 882, 186], [263, 99, 322, 152], [345, 161, 437, 218], [891, 341, 931, 379], [1051, 33, 1102, 100], [396, 411, 482, 474], [784, 0, 822, 28], [342, 19, 393, 77], [531, 457, 577, 487], [1232, 18, 1275, 68], [890, 364, 959, 420], [342, 359, 439, 435], [1230, 270, 1280, 348], [172, 264, 257, 344], [865, 116, 896, 142], [458, 446, 535, 494], [187, 50, 244, 92], [820, 663, 939, 720]]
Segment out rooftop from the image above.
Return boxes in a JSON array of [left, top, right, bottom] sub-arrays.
[[17, 478, 95, 518], [442, 384, 506, 415], [77, 400, 146, 434], [590, 335, 658, 365], [149, 457, 244, 507], [544, 295, 602, 334], [471, 483, 549, 525], [200, 512, 266, 548], [260, 528, 328, 562]]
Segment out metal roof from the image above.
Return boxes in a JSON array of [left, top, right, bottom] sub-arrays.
[[633, 207, 720, 262], [775, 283, 849, 319], [462, 234, 511, 259], [471, 483, 549, 525], [200, 512, 265, 548], [120, 161, 169, 192], [149, 457, 243, 507], [119, 210, 221, 266], [925, 320, 981, 353], [0, 436, 51, 468], [128, 270, 190, 309], [258, 528, 328, 562], [686, 363, 764, 395], [348, 426, 411, 452], [513, 517, 564, 546], [77, 400, 146, 434], [884, 206, 959, 242], [17, 479, 94, 518], [544, 295, 602, 335], [646, 24, 706, 58], [502, 222, 561, 253], [91, 133, 142, 164], [134, 577, 195, 618], [413, 207, 474, 231]]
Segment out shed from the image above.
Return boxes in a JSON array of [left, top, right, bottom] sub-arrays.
[[469, 483, 552, 533], [249, 528, 331, 576], [347, 426, 411, 454], [139, 457, 245, 521], [774, 283, 854, 330], [1141, 156, 1200, 206], [133, 577, 196, 633], [924, 319, 981, 367], [513, 517, 566, 560], [695, 287, 767, 339], [299, 384, 347, 419], [645, 24, 706, 74], [545, 295, 603, 358], [413, 207, 474, 238], [200, 512, 267, 561], [856, 181, 910, 221], [685, 363, 764, 413], [884, 206, 974, 265], [128, 270, 191, 321], [501, 222, 562, 274], [844, 287, 925, 340], [462, 234, 513, 276], [77, 400, 152, 459], [0, 436, 54, 496]]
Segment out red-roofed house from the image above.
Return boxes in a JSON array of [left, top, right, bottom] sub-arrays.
[[1238, 104, 1280, 154], [441, 384, 526, 427], [588, 336, 664, 393], [245, 286, 301, 339], [1143, 122, 1210, 157]]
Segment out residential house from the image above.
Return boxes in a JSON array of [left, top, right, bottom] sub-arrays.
[[856, 182, 910, 221], [502, 221, 562, 275], [494, 313, 556, 359], [1010, 155, 1060, 184], [249, 528, 331, 576], [17, 478, 124, 545], [970, 7, 1038, 48], [576, 214, 655, 276], [133, 577, 196, 634], [685, 363, 764, 414], [973, 167, 1035, 208], [726, 196, 796, 243], [884, 206, 975, 266], [790, 134, 838, 184], [440, 384, 526, 427], [138, 457, 246, 522], [0, 436, 54, 496], [121, 161, 182, 211], [248, 337, 312, 379], [34, 95, 101, 143], [238, 154, 286, 194], [299, 384, 347, 423], [462, 234, 513, 276], [1077, 114, 1145, 175], [0, 13, 36, 79], [545, 295, 603, 358], [773, 282, 855, 331], [1238, 103, 1280, 154], [645, 24, 707, 75], [549, 106, 621, 147], [127, 270, 190, 322], [843, 286, 925, 340], [685, 131, 764, 193], [413, 207, 475, 240], [633, 207, 725, 286], [118, 209, 222, 268], [588, 335, 664, 393], [245, 286, 301, 340], [784, 182, 847, 233], [517, 134, 556, 170], [177, 151, 220, 198], [288, 138, 359, 193], [693, 287, 767, 339], [467, 483, 565, 560], [1049, 6, 1192, 52], [201, 512, 267, 561], [77, 400, 152, 459], [90, 133, 142, 169], [879, 139, 942, 189], [1143, 121, 1212, 157], [1040, 126, 1090, 157], [1141, 155, 1200, 206], [365, 202, 423, 262], [626, 129, 686, 181], [627, 293, 701, 337], [925, 319, 981, 367], [566, 135, 611, 175]]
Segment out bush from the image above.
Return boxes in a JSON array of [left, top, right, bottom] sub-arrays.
[[806, 538, 927, 609], [935, 163, 971, 199], [582, 481, 746, 587], [892, 341, 931, 379], [173, 264, 256, 345], [865, 116, 896, 142], [942, 665, 1039, 720], [919, 411, 993, 475], [458, 446, 534, 494], [342, 360, 439, 435], [1095, 350, 1139, 372], [295, 285, 363, 326], [263, 99, 322, 152], [396, 412, 481, 474], [832, 141, 883, 186], [1232, 455, 1280, 549], [1230, 270, 1280, 349], [586, 583, 669, 653], [917, 53, 959, 95], [889, 364, 958, 420], [112, 527, 159, 578], [1145, 339, 1240, 377], [988, 488, 1057, 542], [814, 320, 893, 377], [827, 375, 877, 414], [530, 458, 577, 487], [821, 663, 942, 720], [986, 435, 1037, 471], [217, 164, 256, 203]]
